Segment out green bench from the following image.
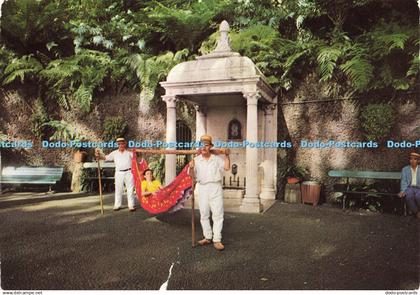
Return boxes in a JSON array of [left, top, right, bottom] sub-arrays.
[[1, 166, 64, 192], [82, 161, 115, 192], [328, 170, 406, 215]]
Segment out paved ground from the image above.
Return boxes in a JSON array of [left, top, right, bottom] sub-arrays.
[[0, 191, 419, 290]]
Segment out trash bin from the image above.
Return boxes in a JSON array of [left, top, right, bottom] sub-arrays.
[[301, 181, 321, 206]]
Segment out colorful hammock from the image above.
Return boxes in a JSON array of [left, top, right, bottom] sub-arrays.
[[131, 152, 193, 214]]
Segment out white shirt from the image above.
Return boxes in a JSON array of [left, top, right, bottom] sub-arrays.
[[411, 166, 417, 186], [105, 149, 133, 171], [194, 154, 225, 185]]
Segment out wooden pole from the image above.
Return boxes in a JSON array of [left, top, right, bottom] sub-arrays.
[[131, 148, 228, 155], [191, 160, 196, 248], [96, 157, 104, 215]]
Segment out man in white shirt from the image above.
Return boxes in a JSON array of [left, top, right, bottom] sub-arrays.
[[189, 135, 230, 251], [399, 152, 420, 219], [96, 138, 136, 212]]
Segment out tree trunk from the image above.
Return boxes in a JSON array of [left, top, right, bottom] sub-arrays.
[[138, 88, 154, 115]]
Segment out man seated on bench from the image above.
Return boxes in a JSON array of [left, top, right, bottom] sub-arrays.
[[399, 152, 420, 219]]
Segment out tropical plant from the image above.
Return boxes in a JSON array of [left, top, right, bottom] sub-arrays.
[[148, 155, 165, 183], [29, 99, 49, 139], [1, 0, 70, 56], [2, 54, 43, 85], [0, 46, 15, 82], [42, 120, 86, 141], [125, 49, 189, 114], [40, 49, 111, 112], [102, 116, 128, 141], [360, 103, 394, 142], [147, 0, 232, 52], [279, 163, 308, 180]]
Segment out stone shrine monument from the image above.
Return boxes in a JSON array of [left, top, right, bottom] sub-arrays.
[[160, 21, 278, 213]]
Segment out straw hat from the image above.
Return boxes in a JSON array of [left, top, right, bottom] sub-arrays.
[[200, 134, 213, 146], [410, 152, 420, 159]]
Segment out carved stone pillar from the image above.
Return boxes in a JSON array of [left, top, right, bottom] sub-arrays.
[[195, 105, 207, 141], [260, 103, 277, 200], [163, 95, 177, 184], [240, 92, 262, 213]]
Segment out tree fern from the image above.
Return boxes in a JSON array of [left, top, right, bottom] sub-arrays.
[[40, 49, 110, 112], [406, 54, 419, 77], [370, 32, 409, 56], [339, 55, 373, 91], [0, 46, 15, 81], [125, 50, 189, 114], [2, 55, 43, 85], [74, 85, 93, 113], [316, 46, 342, 82], [42, 120, 85, 141]]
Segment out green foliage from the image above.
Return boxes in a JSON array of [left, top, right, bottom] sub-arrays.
[[1, 0, 70, 55], [317, 46, 342, 82], [200, 24, 293, 88], [0, 133, 8, 141], [125, 49, 189, 113], [148, 155, 165, 183], [406, 54, 419, 77], [148, 0, 232, 51], [42, 120, 86, 141], [1, 0, 418, 114], [66, 1, 149, 54], [231, 0, 288, 29], [360, 103, 394, 142], [102, 116, 128, 142], [29, 99, 49, 139], [279, 163, 308, 179], [0, 46, 15, 82], [40, 49, 111, 112], [2, 54, 43, 85], [339, 55, 374, 91], [414, 125, 420, 136]]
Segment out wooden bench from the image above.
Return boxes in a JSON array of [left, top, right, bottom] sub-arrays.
[[1, 166, 64, 192], [328, 170, 406, 215], [82, 161, 115, 192]]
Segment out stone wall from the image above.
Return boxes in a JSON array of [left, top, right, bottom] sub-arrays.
[[0, 88, 170, 190], [278, 74, 420, 202]]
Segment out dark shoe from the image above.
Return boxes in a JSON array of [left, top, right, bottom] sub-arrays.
[[198, 238, 212, 246], [213, 242, 225, 251], [129, 207, 136, 212], [113, 207, 121, 211]]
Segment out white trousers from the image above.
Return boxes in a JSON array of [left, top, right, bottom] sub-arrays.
[[114, 171, 135, 209], [197, 182, 224, 242]]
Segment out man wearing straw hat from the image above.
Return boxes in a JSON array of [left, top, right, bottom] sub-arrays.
[[399, 152, 420, 219], [95, 138, 136, 212], [189, 135, 230, 251]]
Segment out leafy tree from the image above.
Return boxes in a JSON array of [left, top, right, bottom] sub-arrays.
[[147, 0, 233, 52], [40, 49, 111, 112], [1, 0, 71, 57], [125, 49, 189, 114]]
